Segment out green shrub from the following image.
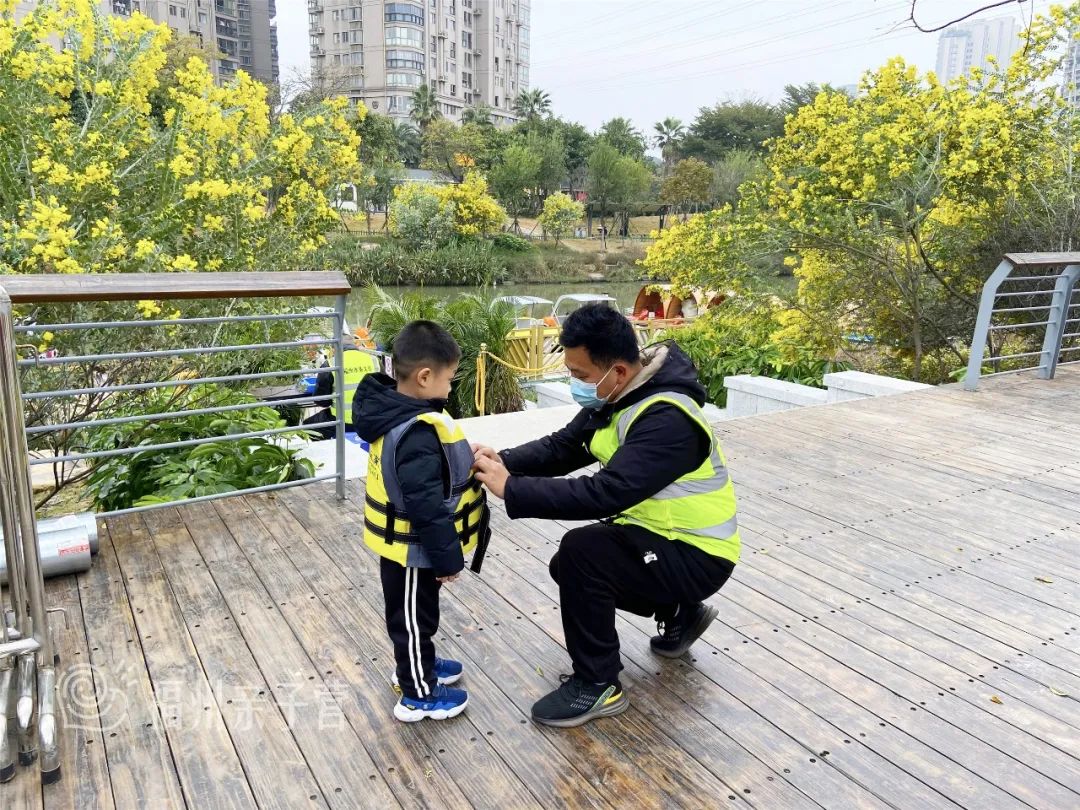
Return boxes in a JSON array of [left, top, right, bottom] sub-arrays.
[[367, 287, 523, 417], [84, 385, 315, 511], [328, 241, 506, 287], [662, 301, 845, 406], [491, 232, 533, 252]]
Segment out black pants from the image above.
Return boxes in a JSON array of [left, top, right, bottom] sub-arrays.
[[549, 522, 735, 684], [381, 558, 442, 699]]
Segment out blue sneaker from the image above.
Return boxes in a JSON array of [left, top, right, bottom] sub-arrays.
[[392, 657, 463, 690], [394, 684, 469, 722]]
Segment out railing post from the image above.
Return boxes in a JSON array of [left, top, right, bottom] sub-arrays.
[[1037, 264, 1080, 380], [333, 293, 348, 500], [0, 284, 60, 785], [964, 259, 1016, 391]]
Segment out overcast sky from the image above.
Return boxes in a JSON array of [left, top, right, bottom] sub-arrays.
[[276, 0, 1053, 132]]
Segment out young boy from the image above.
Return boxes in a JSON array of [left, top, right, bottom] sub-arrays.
[[354, 321, 490, 722]]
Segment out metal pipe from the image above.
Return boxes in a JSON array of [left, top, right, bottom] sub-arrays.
[[1, 287, 55, 771], [18, 336, 335, 368], [25, 392, 333, 435], [1, 527, 92, 585], [31, 422, 317, 466], [21, 366, 341, 401], [0, 638, 41, 658], [16, 309, 337, 333], [988, 320, 1052, 331], [37, 665, 60, 784], [334, 294, 347, 500], [16, 653, 36, 765], [983, 350, 1045, 362], [0, 291, 31, 645], [37, 513, 98, 555], [0, 665, 13, 783]]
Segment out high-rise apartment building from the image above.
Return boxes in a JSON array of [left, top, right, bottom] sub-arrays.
[[11, 1, 279, 87], [1063, 37, 1080, 108], [934, 14, 1020, 84], [308, 0, 530, 125]]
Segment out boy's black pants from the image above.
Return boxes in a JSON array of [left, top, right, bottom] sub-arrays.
[[549, 521, 735, 685], [381, 557, 442, 699]]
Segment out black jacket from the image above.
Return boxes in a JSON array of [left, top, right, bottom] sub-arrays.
[[501, 342, 713, 521], [354, 374, 463, 577]]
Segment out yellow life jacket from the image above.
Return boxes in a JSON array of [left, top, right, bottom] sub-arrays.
[[589, 392, 740, 564], [363, 411, 491, 572], [330, 349, 379, 419]]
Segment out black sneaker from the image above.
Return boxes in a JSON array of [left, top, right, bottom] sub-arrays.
[[531, 674, 629, 728], [650, 602, 718, 658]]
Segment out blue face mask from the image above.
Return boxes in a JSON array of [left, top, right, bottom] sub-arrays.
[[571, 367, 615, 410]]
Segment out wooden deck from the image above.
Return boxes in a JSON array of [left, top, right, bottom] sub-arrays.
[[4, 367, 1080, 809]]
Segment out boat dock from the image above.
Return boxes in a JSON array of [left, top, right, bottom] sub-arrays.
[[4, 365, 1078, 809]]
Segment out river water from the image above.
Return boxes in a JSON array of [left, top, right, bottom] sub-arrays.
[[345, 282, 646, 329]]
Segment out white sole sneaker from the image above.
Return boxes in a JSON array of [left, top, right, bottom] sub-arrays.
[[393, 694, 469, 723]]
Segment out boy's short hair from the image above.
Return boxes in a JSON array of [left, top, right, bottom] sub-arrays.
[[392, 320, 461, 380], [560, 304, 640, 366]]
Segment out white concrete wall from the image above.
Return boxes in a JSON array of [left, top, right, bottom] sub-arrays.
[[724, 375, 828, 418], [823, 370, 932, 403]]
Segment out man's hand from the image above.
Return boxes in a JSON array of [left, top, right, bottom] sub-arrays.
[[436, 573, 460, 584], [471, 443, 501, 465], [474, 454, 510, 499]]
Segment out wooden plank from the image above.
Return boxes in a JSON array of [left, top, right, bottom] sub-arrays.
[[276, 487, 749, 810], [736, 523, 1080, 713], [77, 523, 186, 810], [738, 515, 1080, 684], [139, 507, 367, 810], [186, 497, 481, 810], [486, 509, 1008, 810], [106, 514, 258, 810], [245, 492, 613, 810], [734, 549, 1080, 737], [1003, 252, 1080, 267], [716, 576, 1080, 806], [41, 574, 115, 810], [0, 272, 351, 303]]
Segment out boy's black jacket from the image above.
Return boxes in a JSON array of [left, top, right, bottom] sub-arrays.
[[355, 374, 463, 577]]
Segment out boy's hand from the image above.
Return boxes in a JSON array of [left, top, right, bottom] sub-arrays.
[[471, 443, 501, 466], [436, 573, 460, 584], [474, 455, 510, 499]]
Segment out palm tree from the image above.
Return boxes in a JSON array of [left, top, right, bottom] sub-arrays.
[[462, 102, 494, 126], [512, 88, 552, 123], [391, 121, 421, 168], [653, 117, 685, 174], [410, 85, 441, 131]]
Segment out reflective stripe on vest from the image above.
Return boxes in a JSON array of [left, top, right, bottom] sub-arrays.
[[590, 391, 740, 563], [363, 410, 491, 572], [330, 349, 378, 418]]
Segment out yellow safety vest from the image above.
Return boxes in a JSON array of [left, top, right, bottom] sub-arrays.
[[330, 349, 379, 419], [589, 392, 740, 564], [363, 411, 491, 571]]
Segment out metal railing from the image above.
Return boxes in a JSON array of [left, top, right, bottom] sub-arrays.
[[0, 271, 351, 786], [1, 284, 60, 784], [963, 253, 1080, 391]]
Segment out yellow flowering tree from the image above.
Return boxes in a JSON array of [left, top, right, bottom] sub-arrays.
[[645, 3, 1078, 382], [388, 171, 505, 249], [0, 0, 361, 278], [0, 1, 363, 509]]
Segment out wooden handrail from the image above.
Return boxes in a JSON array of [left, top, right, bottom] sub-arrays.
[[1003, 253, 1080, 268], [0, 271, 351, 303]]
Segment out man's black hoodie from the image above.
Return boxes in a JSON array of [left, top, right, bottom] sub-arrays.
[[500, 342, 713, 522], [354, 374, 464, 577]]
